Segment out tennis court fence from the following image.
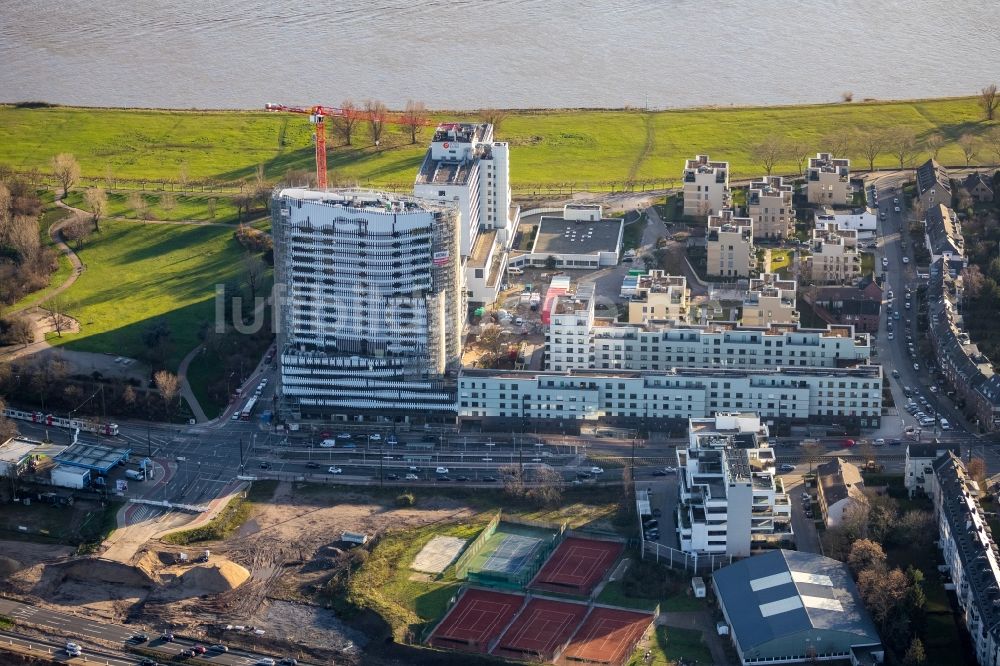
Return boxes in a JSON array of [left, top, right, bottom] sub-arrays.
[[454, 511, 502, 579]]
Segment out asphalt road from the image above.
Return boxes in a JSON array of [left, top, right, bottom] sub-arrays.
[[0, 597, 305, 666]]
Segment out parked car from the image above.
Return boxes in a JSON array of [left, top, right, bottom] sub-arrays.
[[160, 633, 175, 642], [651, 470, 667, 477], [576, 472, 592, 480], [436, 476, 452, 482], [192, 645, 207, 655], [259, 461, 271, 470]]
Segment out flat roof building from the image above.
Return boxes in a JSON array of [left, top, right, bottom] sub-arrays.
[[806, 153, 851, 206], [748, 176, 795, 240], [510, 204, 623, 270], [626, 270, 690, 324], [741, 273, 798, 327], [807, 222, 861, 285], [713, 549, 883, 665], [0, 437, 39, 476], [54, 441, 131, 474], [707, 210, 755, 278], [683, 154, 730, 216]]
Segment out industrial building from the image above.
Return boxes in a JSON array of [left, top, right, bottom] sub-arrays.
[[413, 122, 518, 306], [713, 549, 883, 665], [272, 189, 464, 423], [676, 413, 791, 556]]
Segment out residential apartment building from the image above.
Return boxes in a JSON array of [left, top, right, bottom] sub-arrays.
[[925, 204, 967, 270], [932, 452, 1000, 666], [547, 283, 596, 372], [272, 189, 463, 423], [915, 158, 952, 211], [806, 222, 861, 285], [683, 154, 730, 216], [963, 172, 995, 203], [707, 210, 754, 278], [926, 258, 1000, 433], [815, 458, 865, 527], [676, 413, 791, 556], [626, 270, 690, 324], [413, 122, 518, 306], [804, 280, 883, 334], [740, 273, 798, 326], [747, 176, 795, 239], [806, 153, 851, 206], [904, 441, 960, 498], [457, 365, 883, 430]]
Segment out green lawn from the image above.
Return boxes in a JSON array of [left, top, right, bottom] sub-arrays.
[[598, 579, 706, 613], [768, 248, 793, 273], [63, 190, 268, 225], [628, 626, 714, 666], [46, 219, 247, 368], [0, 97, 994, 190]]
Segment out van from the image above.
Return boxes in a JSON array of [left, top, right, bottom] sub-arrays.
[[507, 267, 523, 275], [125, 469, 145, 481]]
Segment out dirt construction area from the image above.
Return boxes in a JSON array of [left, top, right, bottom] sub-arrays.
[[1, 481, 475, 663]]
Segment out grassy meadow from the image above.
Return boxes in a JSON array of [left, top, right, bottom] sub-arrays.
[[0, 96, 995, 191]]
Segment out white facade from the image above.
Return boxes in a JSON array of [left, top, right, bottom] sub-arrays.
[[272, 189, 463, 422], [748, 176, 795, 240], [904, 442, 959, 498], [814, 211, 877, 235], [50, 464, 90, 489], [933, 452, 1000, 666], [676, 414, 791, 556], [683, 155, 731, 216], [548, 283, 597, 372], [413, 123, 519, 305], [806, 153, 851, 206], [458, 365, 883, 426], [0, 437, 35, 476]]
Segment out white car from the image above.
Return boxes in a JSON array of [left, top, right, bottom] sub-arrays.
[[894, 206, 901, 213], [882, 257, 889, 267], [902, 256, 909, 264], [319, 439, 337, 448], [913, 363, 920, 371], [231, 412, 240, 421], [590, 466, 605, 474], [255, 660, 276, 666], [327, 466, 342, 474], [663, 466, 677, 473], [65, 642, 82, 657], [874, 438, 885, 446], [436, 466, 449, 474], [405, 473, 419, 480]]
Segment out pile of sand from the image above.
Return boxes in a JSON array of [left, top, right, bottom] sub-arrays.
[[0, 555, 22, 577], [180, 561, 250, 595]]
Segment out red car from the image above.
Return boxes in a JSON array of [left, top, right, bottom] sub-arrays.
[[844, 439, 856, 448], [192, 645, 207, 655]]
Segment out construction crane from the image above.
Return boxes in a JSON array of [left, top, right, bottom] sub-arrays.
[[265, 103, 431, 189]]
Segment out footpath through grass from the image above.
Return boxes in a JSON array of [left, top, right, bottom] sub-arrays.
[[47, 219, 247, 368], [0, 97, 993, 190]]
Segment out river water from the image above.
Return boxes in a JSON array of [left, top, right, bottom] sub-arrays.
[[2, 0, 998, 110]]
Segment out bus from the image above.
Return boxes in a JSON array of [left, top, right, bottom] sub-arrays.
[[240, 396, 259, 421]]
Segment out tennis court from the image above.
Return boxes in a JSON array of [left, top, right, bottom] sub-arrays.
[[463, 521, 559, 587], [561, 606, 654, 665], [428, 588, 524, 653], [491, 597, 589, 662], [531, 536, 625, 596]]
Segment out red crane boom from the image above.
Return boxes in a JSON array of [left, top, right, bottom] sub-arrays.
[[265, 103, 431, 189]]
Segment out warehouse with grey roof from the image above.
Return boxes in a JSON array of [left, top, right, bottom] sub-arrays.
[[712, 549, 883, 665]]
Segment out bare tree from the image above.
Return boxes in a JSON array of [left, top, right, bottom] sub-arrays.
[[363, 100, 388, 147], [786, 140, 811, 175], [841, 91, 854, 103], [750, 135, 785, 176], [887, 128, 918, 169], [0, 397, 17, 441], [47, 297, 72, 338], [154, 370, 180, 415], [128, 191, 148, 220], [847, 538, 886, 577], [83, 186, 108, 232], [527, 467, 563, 505], [178, 163, 190, 191], [51, 153, 81, 199], [478, 108, 510, 133], [958, 133, 979, 167], [159, 192, 176, 213], [476, 324, 507, 366], [923, 133, 945, 161], [400, 100, 429, 144], [856, 130, 887, 172], [979, 84, 999, 121], [122, 385, 137, 407], [243, 251, 266, 303], [968, 457, 988, 491], [333, 99, 360, 146], [986, 127, 1000, 165], [499, 464, 525, 498], [6, 215, 41, 263], [206, 197, 217, 219], [822, 129, 854, 160], [962, 265, 986, 300]]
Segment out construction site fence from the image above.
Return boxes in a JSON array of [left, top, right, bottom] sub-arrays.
[[454, 510, 502, 580], [641, 541, 734, 574]]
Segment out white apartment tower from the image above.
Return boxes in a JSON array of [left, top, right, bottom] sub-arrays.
[[747, 176, 795, 240], [676, 414, 791, 557], [683, 155, 730, 217], [272, 189, 463, 423], [413, 123, 518, 306]]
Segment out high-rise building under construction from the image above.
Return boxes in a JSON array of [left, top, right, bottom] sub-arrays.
[[272, 188, 463, 423]]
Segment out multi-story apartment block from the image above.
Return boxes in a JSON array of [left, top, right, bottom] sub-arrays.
[[925, 204, 966, 270], [547, 283, 596, 372], [904, 441, 960, 498], [933, 452, 1000, 666], [747, 176, 795, 239], [272, 189, 463, 423], [676, 414, 791, 556], [741, 273, 798, 326], [915, 158, 952, 211], [457, 365, 883, 429], [683, 154, 730, 216], [413, 122, 518, 306], [806, 222, 861, 284], [627, 270, 690, 324], [707, 210, 755, 278], [806, 153, 851, 206]]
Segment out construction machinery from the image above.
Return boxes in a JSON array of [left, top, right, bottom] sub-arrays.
[[264, 103, 431, 189]]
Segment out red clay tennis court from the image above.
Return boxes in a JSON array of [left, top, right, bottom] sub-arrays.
[[428, 588, 524, 653], [561, 606, 654, 665], [530, 536, 624, 596], [491, 597, 589, 661]]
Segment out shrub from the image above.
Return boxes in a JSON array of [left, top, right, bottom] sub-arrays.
[[395, 492, 415, 507]]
